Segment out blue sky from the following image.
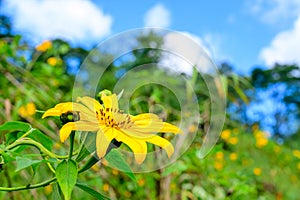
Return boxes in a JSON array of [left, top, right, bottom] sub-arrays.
[[1, 0, 300, 74]]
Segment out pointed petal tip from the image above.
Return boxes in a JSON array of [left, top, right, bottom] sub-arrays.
[[134, 153, 146, 164]]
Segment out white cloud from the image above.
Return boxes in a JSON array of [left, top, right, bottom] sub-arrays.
[[246, 0, 300, 25], [144, 4, 170, 28], [2, 0, 112, 47], [259, 16, 300, 66], [160, 32, 215, 75]]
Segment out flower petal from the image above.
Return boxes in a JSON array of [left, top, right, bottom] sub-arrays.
[[144, 135, 174, 158], [131, 113, 161, 122], [96, 128, 116, 159], [60, 121, 99, 142], [132, 122, 182, 134], [77, 96, 103, 112], [115, 131, 147, 164], [42, 108, 61, 118], [101, 94, 118, 110]]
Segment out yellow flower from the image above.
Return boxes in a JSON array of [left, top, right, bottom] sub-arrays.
[[18, 102, 36, 118], [214, 161, 223, 170], [215, 151, 224, 160], [112, 169, 119, 175], [253, 167, 262, 176], [256, 137, 268, 148], [102, 183, 109, 192], [42, 93, 182, 164], [47, 57, 58, 66], [36, 40, 52, 52], [228, 137, 238, 145], [220, 129, 231, 140], [293, 150, 300, 159], [229, 153, 238, 161], [44, 184, 53, 195], [138, 178, 145, 186], [297, 162, 300, 170]]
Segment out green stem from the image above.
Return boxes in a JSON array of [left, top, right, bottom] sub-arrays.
[[68, 131, 75, 159], [5, 138, 68, 159], [0, 177, 56, 192]]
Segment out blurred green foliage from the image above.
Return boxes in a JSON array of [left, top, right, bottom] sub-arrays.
[[0, 15, 300, 200]]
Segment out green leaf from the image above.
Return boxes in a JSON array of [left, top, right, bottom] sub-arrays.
[[15, 156, 42, 172], [56, 160, 78, 200], [29, 129, 53, 151], [76, 183, 110, 200], [0, 121, 31, 132], [105, 149, 136, 182]]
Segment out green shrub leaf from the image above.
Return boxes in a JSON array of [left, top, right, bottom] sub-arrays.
[[56, 160, 78, 200], [105, 149, 136, 182], [76, 182, 110, 200]]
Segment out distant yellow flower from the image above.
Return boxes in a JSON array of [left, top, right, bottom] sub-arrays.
[[47, 57, 58, 66], [214, 161, 223, 170], [297, 162, 300, 170], [188, 124, 197, 133], [254, 130, 269, 148], [220, 129, 231, 140], [138, 178, 145, 186], [18, 102, 36, 118], [102, 183, 109, 192], [36, 40, 52, 52], [112, 169, 119, 175], [44, 184, 53, 195], [256, 137, 268, 148], [293, 150, 300, 159], [228, 137, 238, 145], [42, 93, 182, 164], [253, 167, 262, 176], [229, 153, 238, 161], [215, 151, 224, 160]]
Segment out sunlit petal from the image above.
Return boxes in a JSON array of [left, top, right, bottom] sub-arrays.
[[132, 122, 182, 134], [115, 131, 147, 164], [101, 94, 118, 110], [42, 108, 61, 118], [60, 121, 99, 142], [144, 135, 174, 158], [96, 128, 115, 159], [77, 96, 103, 111], [131, 113, 161, 122]]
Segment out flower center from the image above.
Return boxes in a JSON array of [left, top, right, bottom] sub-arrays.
[[96, 108, 133, 129]]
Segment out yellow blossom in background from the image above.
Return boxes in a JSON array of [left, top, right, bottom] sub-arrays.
[[138, 178, 145, 186], [42, 93, 182, 164], [253, 167, 262, 176], [112, 169, 119, 175], [102, 183, 109, 192], [293, 150, 300, 159], [188, 124, 197, 133], [221, 129, 231, 140], [229, 153, 238, 161], [254, 131, 269, 148], [18, 102, 36, 118], [44, 184, 53, 195], [47, 57, 58, 66], [228, 137, 238, 145], [36, 40, 52, 52], [215, 151, 224, 160], [53, 142, 62, 150], [91, 163, 100, 172], [214, 161, 224, 170]]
